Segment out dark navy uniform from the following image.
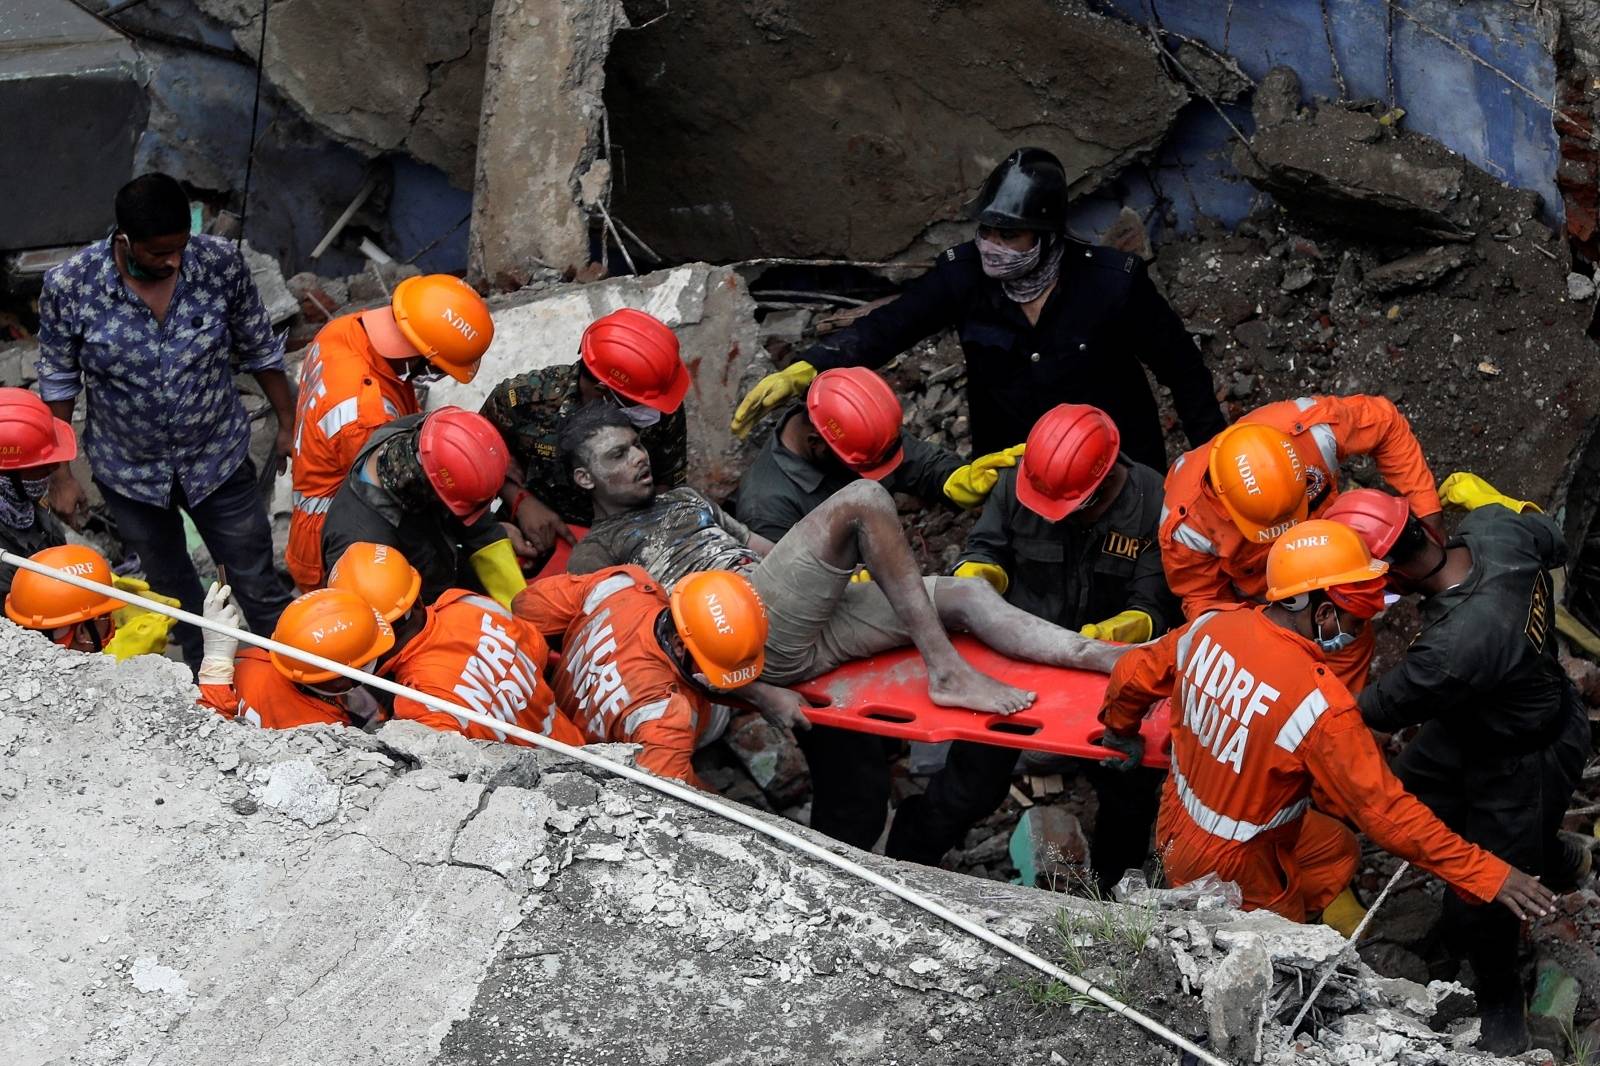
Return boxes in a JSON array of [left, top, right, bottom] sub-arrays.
[[960, 458, 1178, 632], [733, 405, 961, 541], [885, 457, 1180, 890], [0, 504, 66, 599], [802, 241, 1225, 467], [1360, 506, 1592, 1009]]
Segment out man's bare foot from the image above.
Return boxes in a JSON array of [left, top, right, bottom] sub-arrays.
[[928, 662, 1035, 715]]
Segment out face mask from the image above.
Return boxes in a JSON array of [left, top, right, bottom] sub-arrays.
[[976, 235, 1042, 280], [1315, 613, 1357, 653], [119, 236, 172, 282], [20, 475, 50, 502], [620, 403, 662, 429]]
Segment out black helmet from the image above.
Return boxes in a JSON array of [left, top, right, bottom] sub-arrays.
[[967, 147, 1068, 231]]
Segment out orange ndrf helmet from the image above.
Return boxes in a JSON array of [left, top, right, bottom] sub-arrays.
[[270, 588, 396, 684], [1015, 404, 1120, 521], [417, 407, 509, 524], [1266, 519, 1389, 617], [0, 387, 76, 470], [361, 274, 493, 383], [805, 367, 905, 480], [4, 545, 123, 630], [669, 570, 768, 689], [1208, 422, 1309, 544], [327, 542, 422, 622], [581, 308, 691, 414]]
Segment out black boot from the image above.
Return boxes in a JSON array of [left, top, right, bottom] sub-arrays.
[[1477, 995, 1530, 1056]]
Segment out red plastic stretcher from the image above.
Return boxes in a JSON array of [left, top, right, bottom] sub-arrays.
[[532, 526, 588, 580], [792, 635, 1171, 769]]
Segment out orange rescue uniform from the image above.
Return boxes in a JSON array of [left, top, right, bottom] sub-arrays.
[[198, 647, 351, 729], [287, 315, 420, 590], [1158, 394, 1440, 689], [515, 566, 717, 788], [1100, 604, 1508, 919], [383, 588, 584, 746]]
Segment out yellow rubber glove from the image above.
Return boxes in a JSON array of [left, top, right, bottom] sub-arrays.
[[103, 610, 175, 660], [850, 568, 872, 583], [470, 538, 528, 609], [730, 361, 817, 437], [953, 560, 1008, 595], [942, 444, 1026, 508], [1438, 471, 1542, 514], [1080, 608, 1153, 644], [110, 575, 182, 628]]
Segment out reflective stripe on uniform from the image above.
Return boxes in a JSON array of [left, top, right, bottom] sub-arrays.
[[1171, 522, 1217, 555], [461, 593, 513, 619], [1274, 688, 1329, 754], [1309, 423, 1338, 470], [582, 573, 639, 615], [1175, 611, 1219, 673], [1171, 759, 1308, 843], [291, 491, 332, 517], [316, 397, 361, 439], [1293, 397, 1340, 469], [622, 697, 672, 736]]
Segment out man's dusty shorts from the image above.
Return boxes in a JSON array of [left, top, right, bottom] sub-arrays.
[[744, 533, 947, 685]]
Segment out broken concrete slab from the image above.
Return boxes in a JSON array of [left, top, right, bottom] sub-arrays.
[[0, 617, 1551, 1065], [0, 0, 147, 250], [1202, 939, 1271, 1061], [1361, 246, 1473, 297], [1236, 82, 1499, 244], [197, 0, 493, 189], [468, 0, 627, 286], [425, 262, 765, 503], [1209, 908, 1348, 970], [605, 0, 1188, 262], [242, 241, 300, 325]]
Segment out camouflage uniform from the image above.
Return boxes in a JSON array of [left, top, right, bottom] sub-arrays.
[[479, 360, 688, 527]]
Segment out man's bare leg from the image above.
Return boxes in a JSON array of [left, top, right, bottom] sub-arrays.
[[794, 480, 1034, 713], [932, 578, 1131, 674]]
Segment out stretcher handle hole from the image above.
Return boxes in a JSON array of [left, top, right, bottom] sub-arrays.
[[862, 708, 917, 724], [985, 718, 1040, 736]]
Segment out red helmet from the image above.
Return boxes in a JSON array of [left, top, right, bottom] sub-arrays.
[[805, 368, 904, 480], [581, 308, 691, 413], [418, 407, 509, 524], [1323, 488, 1412, 560], [1015, 404, 1120, 520], [0, 387, 76, 470]]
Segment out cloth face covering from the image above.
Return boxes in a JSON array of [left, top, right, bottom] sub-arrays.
[[0, 475, 41, 529], [977, 234, 1065, 304]]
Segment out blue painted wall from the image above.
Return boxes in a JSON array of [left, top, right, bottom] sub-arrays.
[[1075, 0, 1561, 241]]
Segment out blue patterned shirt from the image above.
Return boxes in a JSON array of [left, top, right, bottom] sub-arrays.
[[35, 235, 285, 507]]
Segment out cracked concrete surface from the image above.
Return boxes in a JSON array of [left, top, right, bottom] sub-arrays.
[[1, 619, 1533, 1065]]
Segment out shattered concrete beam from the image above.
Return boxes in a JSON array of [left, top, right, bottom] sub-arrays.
[[468, 0, 627, 288]]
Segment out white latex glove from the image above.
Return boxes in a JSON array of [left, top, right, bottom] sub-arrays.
[[198, 582, 243, 686]]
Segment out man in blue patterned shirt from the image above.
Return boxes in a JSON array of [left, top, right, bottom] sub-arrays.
[[36, 173, 295, 671]]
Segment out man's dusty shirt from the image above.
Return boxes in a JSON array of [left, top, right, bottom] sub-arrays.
[[479, 361, 688, 526], [566, 486, 759, 588]]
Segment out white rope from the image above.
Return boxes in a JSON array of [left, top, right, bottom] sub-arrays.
[[1286, 860, 1410, 1038], [0, 549, 1226, 1066]]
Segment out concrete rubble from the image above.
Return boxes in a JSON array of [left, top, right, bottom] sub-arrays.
[[468, 0, 627, 287], [1153, 79, 1600, 511], [0, 619, 1557, 1065]]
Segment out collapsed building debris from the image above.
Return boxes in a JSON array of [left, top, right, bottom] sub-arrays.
[[0, 621, 1555, 1065]]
